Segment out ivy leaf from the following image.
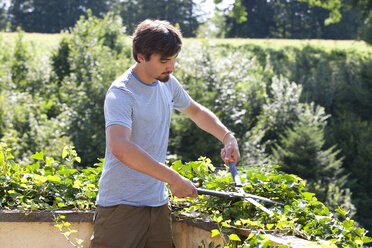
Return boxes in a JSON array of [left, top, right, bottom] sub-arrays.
[[58, 202, 67, 208], [62, 147, 68, 159], [362, 236, 372, 244], [47, 175, 61, 183], [73, 180, 82, 189], [266, 224, 274, 230], [229, 234, 241, 241], [211, 229, 220, 237], [213, 215, 223, 223], [247, 233, 255, 240], [234, 220, 242, 226], [302, 192, 315, 201], [262, 237, 271, 248], [76, 239, 84, 245], [240, 219, 249, 225], [74, 157, 81, 163], [222, 222, 230, 228], [30, 163, 40, 171], [31, 152, 44, 161], [335, 207, 346, 216]]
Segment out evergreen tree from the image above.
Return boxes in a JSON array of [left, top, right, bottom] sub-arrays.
[[10, 28, 29, 90], [271, 104, 354, 214]]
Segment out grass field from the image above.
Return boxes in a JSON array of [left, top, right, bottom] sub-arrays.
[[206, 38, 371, 50], [1, 32, 371, 54]]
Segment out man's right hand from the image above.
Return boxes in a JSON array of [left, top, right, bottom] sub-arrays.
[[168, 174, 198, 198]]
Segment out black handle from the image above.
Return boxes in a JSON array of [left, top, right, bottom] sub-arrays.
[[197, 188, 235, 198], [196, 188, 284, 205]]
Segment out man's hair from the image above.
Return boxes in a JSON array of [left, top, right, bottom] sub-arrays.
[[132, 19, 183, 63]]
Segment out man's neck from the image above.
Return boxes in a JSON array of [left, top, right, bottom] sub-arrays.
[[132, 63, 156, 85]]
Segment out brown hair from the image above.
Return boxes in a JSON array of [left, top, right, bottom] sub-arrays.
[[132, 19, 183, 63]]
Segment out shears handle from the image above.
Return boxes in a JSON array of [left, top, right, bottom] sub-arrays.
[[228, 160, 242, 187]]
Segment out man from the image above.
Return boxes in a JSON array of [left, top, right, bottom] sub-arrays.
[[90, 19, 240, 248]]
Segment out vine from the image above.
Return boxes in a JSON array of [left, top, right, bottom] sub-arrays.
[[170, 157, 372, 247], [1, 145, 371, 247], [0, 143, 102, 247]]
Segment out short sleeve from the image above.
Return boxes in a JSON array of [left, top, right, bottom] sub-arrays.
[[170, 77, 191, 110], [104, 87, 133, 130]]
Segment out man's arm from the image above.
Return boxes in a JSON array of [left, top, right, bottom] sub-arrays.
[[178, 100, 240, 164], [107, 124, 197, 198]]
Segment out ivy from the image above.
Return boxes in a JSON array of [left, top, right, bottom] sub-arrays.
[[170, 157, 372, 247], [1, 145, 371, 247], [0, 144, 101, 211], [0, 143, 102, 247]]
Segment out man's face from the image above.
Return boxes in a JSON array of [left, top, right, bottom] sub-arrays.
[[140, 53, 178, 83]]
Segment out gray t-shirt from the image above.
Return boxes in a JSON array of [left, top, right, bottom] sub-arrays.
[[96, 66, 191, 207]]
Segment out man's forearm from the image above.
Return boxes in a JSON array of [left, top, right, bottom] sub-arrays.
[[180, 100, 240, 163], [186, 102, 230, 143], [107, 124, 197, 198], [110, 137, 180, 185]]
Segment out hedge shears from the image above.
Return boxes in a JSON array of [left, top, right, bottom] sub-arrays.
[[196, 161, 283, 216]]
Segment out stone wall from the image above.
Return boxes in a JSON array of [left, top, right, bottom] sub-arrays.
[[0, 210, 224, 248]]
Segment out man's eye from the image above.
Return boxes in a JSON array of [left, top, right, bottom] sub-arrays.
[[161, 60, 167, 63]]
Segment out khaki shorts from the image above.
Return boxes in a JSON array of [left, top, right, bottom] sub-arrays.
[[90, 203, 173, 248]]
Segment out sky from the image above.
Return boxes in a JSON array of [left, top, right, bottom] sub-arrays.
[[1, 0, 235, 19], [197, 0, 235, 19]]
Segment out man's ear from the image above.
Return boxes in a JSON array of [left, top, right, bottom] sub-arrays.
[[137, 53, 145, 63]]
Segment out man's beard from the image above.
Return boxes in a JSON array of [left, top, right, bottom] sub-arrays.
[[157, 72, 171, 82]]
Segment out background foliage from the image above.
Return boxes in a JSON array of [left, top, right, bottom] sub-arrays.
[[0, 12, 372, 238], [1, 0, 370, 42]]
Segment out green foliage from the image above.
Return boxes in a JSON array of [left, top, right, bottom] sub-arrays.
[[220, 0, 362, 39], [327, 116, 372, 228], [171, 158, 372, 247], [1, 144, 372, 246], [3, 0, 367, 40], [270, 103, 353, 215], [7, 0, 110, 33], [10, 28, 29, 90], [0, 90, 72, 164], [171, 42, 268, 165], [51, 11, 132, 166], [111, 0, 201, 37], [1, 14, 372, 237], [231, 43, 372, 232], [250, 76, 303, 155], [0, 29, 74, 164], [0, 144, 101, 211], [51, 37, 71, 83]]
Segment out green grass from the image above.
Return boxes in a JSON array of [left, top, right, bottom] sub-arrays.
[[0, 32, 64, 58], [1, 32, 62, 47], [187, 38, 372, 54], [207, 38, 369, 49], [1, 32, 371, 54]]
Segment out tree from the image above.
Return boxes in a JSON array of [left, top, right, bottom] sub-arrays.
[[7, 0, 110, 33], [0, 2, 8, 31], [110, 0, 201, 37], [271, 103, 353, 213], [218, 0, 371, 42], [224, 0, 275, 38], [220, 0, 362, 38], [51, 11, 131, 166]]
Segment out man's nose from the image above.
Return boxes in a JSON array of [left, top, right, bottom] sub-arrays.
[[167, 59, 175, 72]]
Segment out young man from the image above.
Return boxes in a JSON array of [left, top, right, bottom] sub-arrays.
[[90, 19, 240, 248]]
